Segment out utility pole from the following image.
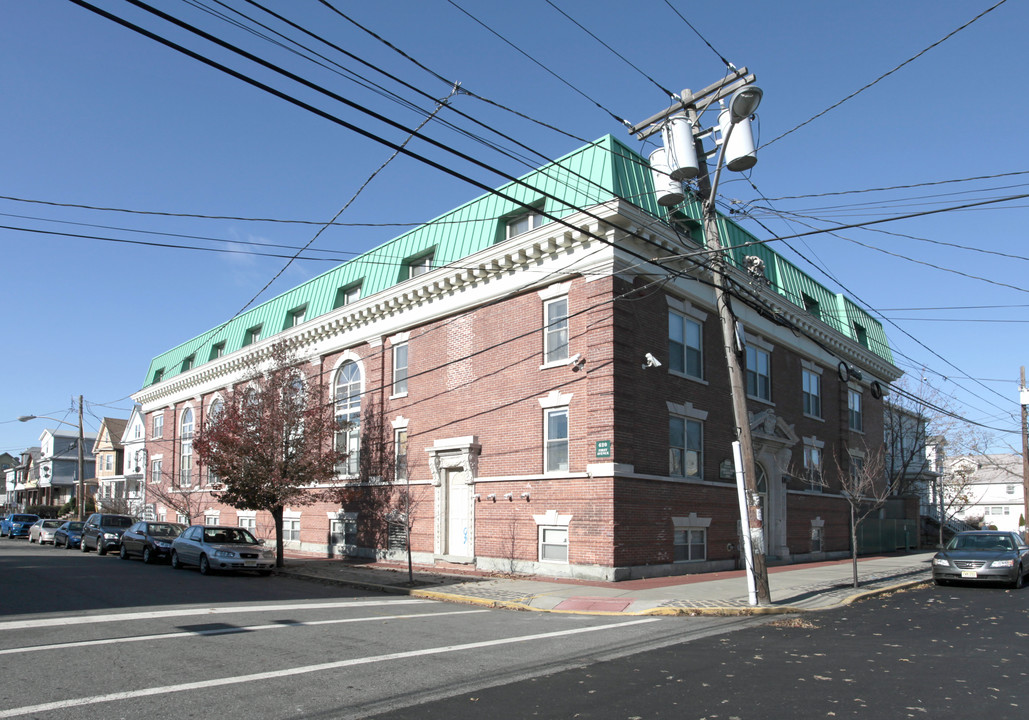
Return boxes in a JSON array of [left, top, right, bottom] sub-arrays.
[[77, 395, 86, 521], [628, 69, 771, 604], [1020, 367, 1028, 542]]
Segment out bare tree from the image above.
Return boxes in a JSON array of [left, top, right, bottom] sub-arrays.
[[823, 445, 892, 588], [328, 397, 423, 584], [144, 479, 215, 526], [194, 341, 344, 567]]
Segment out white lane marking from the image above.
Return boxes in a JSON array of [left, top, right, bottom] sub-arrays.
[[0, 618, 661, 718], [0, 599, 430, 632], [0, 609, 489, 655]]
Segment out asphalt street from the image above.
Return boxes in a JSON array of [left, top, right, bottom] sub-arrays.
[[0, 541, 767, 719], [366, 581, 1029, 719]]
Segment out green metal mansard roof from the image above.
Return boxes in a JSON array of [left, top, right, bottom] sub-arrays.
[[142, 135, 892, 388]]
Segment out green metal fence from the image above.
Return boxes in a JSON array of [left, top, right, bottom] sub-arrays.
[[857, 519, 919, 554]]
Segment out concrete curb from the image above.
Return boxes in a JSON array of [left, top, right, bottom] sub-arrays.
[[275, 568, 932, 617]]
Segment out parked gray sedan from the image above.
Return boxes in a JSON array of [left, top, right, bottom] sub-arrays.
[[932, 530, 1029, 588], [170, 525, 275, 575], [28, 519, 65, 544]]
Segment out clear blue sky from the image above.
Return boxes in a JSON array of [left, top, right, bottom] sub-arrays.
[[2, 0, 1025, 455]]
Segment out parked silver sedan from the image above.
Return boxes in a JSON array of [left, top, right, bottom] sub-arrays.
[[932, 530, 1029, 588], [170, 525, 275, 575], [29, 519, 65, 545]]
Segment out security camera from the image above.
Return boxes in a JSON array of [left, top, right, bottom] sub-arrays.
[[643, 352, 662, 369]]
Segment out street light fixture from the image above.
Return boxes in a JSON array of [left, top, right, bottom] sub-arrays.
[[18, 396, 87, 521]]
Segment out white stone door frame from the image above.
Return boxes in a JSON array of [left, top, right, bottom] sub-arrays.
[[427, 436, 480, 562]]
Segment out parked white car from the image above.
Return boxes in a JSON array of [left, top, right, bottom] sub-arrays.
[[170, 525, 275, 576]]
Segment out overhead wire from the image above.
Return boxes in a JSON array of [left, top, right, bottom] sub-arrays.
[[760, 0, 1010, 150]]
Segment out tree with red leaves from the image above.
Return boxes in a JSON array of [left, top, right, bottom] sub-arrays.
[[194, 341, 344, 567]]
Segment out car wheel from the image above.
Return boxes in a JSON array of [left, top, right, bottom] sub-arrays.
[[97, 540, 107, 556], [934, 577, 948, 586], [143, 547, 153, 564], [170, 551, 181, 569], [198, 554, 211, 576], [1014, 565, 1024, 590], [119, 544, 129, 560], [80, 537, 90, 552]]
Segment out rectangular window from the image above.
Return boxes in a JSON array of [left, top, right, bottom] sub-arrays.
[[853, 322, 869, 348], [181, 354, 195, 372], [395, 429, 408, 482], [104, 454, 113, 471], [287, 306, 307, 328], [204, 515, 219, 526], [802, 369, 821, 418], [539, 526, 568, 563], [848, 389, 863, 432], [745, 346, 771, 401], [334, 283, 362, 308], [669, 417, 702, 479], [407, 254, 433, 279], [209, 342, 225, 360], [544, 297, 569, 364], [1007, 485, 1015, 495], [153, 368, 164, 384], [674, 528, 706, 562], [284, 519, 301, 542], [176, 513, 188, 525], [544, 408, 569, 473], [811, 526, 824, 553], [507, 210, 545, 239], [802, 294, 821, 319], [152, 414, 164, 439], [330, 518, 358, 546], [238, 516, 256, 531], [803, 445, 822, 489], [668, 311, 702, 379], [150, 458, 162, 484], [849, 454, 865, 483], [244, 325, 262, 346], [392, 343, 409, 396]]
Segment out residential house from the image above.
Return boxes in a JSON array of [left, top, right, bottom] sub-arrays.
[[93, 417, 131, 514], [946, 454, 1026, 533], [134, 135, 902, 580], [11, 447, 41, 510], [119, 405, 149, 518], [37, 429, 97, 508]]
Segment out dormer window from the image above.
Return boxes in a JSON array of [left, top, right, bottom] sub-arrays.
[[334, 283, 362, 308], [507, 210, 545, 239], [209, 342, 226, 360], [287, 305, 307, 329], [407, 253, 433, 279], [181, 354, 195, 372], [243, 325, 262, 346]]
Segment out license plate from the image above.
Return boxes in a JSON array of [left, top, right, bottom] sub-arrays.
[[961, 570, 978, 578], [244, 560, 256, 567]]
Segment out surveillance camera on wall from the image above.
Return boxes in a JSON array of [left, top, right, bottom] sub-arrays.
[[643, 353, 662, 369]]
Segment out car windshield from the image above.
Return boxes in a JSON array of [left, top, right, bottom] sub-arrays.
[[103, 516, 133, 528], [149, 524, 183, 537], [66, 522, 84, 531], [43, 520, 63, 528], [202, 527, 258, 545], [949, 534, 1014, 552], [13, 515, 38, 522]]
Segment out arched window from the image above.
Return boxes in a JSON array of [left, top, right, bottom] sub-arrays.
[[206, 399, 223, 485], [180, 408, 194, 487], [334, 361, 361, 475]]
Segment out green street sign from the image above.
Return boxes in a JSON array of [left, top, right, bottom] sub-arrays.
[[595, 440, 612, 458]]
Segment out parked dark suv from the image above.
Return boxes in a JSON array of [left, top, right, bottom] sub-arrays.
[[80, 513, 134, 555]]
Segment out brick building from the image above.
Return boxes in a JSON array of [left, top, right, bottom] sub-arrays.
[[133, 136, 900, 580]]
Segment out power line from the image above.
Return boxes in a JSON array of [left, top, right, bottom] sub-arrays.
[[758, 170, 1029, 203], [661, 0, 736, 70], [542, 0, 676, 98], [761, 0, 1009, 150]]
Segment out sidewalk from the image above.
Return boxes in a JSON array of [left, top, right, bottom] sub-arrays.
[[275, 552, 935, 616]]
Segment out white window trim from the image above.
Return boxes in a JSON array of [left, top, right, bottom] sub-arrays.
[[391, 336, 409, 398], [745, 342, 773, 405], [668, 310, 705, 383], [533, 510, 572, 565], [672, 513, 710, 563], [801, 367, 823, 421], [541, 295, 571, 369]]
